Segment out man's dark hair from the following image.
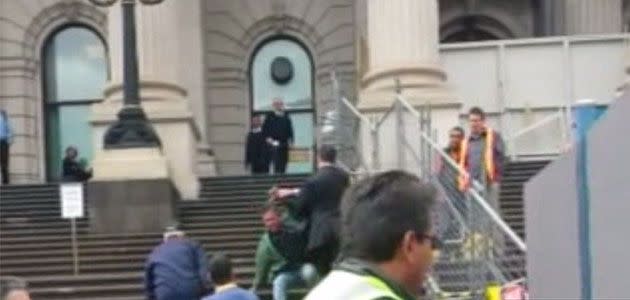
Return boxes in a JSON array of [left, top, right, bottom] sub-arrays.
[[0, 276, 28, 300], [318, 144, 337, 163], [450, 126, 465, 136], [210, 253, 233, 285], [340, 171, 436, 262], [468, 106, 486, 120]]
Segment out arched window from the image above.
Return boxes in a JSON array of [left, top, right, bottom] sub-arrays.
[[43, 26, 108, 181], [250, 38, 315, 173], [440, 15, 514, 43]]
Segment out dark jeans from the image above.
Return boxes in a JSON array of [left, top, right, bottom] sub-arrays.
[[0, 140, 9, 184], [272, 145, 289, 174], [307, 238, 340, 276]]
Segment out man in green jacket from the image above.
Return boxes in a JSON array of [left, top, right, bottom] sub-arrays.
[[251, 204, 317, 300], [306, 171, 439, 300]]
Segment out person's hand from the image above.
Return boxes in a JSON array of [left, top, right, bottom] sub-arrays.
[[276, 188, 298, 199]]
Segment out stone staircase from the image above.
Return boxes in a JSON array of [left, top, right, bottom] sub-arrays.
[[0, 174, 308, 299], [499, 160, 550, 239]]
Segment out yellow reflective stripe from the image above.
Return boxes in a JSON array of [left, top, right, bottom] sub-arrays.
[[458, 127, 497, 191], [363, 276, 403, 300], [458, 138, 469, 191], [485, 128, 495, 182]]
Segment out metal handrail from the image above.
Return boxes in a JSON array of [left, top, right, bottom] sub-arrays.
[[506, 109, 565, 143], [340, 96, 371, 124], [505, 107, 572, 160], [395, 95, 527, 252]]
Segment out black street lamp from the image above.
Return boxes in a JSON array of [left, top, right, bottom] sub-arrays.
[[89, 0, 162, 149]]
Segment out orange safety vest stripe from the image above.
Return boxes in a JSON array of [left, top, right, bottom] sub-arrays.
[[458, 128, 496, 191]]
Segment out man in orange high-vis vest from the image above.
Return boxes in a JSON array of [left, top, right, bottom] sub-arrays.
[[458, 107, 506, 212]]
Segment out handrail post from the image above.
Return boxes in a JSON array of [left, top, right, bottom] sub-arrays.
[[370, 120, 380, 171], [418, 106, 425, 176], [395, 100, 405, 169]]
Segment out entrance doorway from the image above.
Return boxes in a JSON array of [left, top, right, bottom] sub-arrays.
[[250, 38, 315, 174]]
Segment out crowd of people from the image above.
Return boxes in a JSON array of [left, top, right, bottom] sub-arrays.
[[0, 103, 506, 300]]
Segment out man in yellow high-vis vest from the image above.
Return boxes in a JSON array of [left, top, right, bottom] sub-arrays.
[[458, 106, 506, 211], [305, 171, 439, 300]]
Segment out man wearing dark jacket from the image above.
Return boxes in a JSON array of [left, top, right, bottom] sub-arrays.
[[145, 227, 211, 300], [245, 115, 270, 174], [62, 146, 92, 182], [273, 145, 350, 276], [262, 99, 294, 174]]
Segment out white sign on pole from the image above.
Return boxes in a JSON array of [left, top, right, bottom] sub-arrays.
[[60, 183, 84, 219]]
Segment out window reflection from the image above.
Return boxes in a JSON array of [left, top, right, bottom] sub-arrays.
[[252, 39, 313, 111], [46, 27, 107, 102]]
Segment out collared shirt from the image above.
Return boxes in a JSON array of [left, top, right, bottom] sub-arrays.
[[214, 282, 238, 293]]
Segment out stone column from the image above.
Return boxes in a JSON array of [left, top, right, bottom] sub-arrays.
[[359, 0, 453, 110], [561, 0, 623, 35], [91, 1, 206, 200], [358, 0, 457, 168], [175, 0, 216, 177]]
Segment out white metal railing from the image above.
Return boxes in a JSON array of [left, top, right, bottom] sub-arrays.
[[396, 95, 527, 252], [329, 91, 530, 296], [505, 107, 571, 160]]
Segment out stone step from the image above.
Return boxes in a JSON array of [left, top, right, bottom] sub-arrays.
[[1, 246, 256, 261], [180, 198, 267, 208], [0, 227, 91, 238], [2, 255, 255, 269], [0, 234, 257, 251], [0, 217, 89, 230], [0, 192, 61, 201], [179, 213, 259, 223], [29, 283, 142, 299], [201, 175, 308, 185]]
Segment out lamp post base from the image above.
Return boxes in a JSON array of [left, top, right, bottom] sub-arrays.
[[103, 105, 161, 149]]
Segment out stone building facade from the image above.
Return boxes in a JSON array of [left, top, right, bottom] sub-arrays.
[[1, 0, 629, 185]]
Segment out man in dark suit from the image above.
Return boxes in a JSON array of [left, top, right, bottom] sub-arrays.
[[245, 115, 270, 174], [272, 145, 350, 276], [262, 99, 294, 174]]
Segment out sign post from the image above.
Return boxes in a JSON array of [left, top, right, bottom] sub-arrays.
[[60, 183, 84, 276]]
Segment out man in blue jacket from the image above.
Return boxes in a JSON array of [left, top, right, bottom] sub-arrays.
[[145, 227, 211, 300]]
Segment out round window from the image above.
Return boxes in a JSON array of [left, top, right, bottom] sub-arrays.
[[270, 56, 293, 85]]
